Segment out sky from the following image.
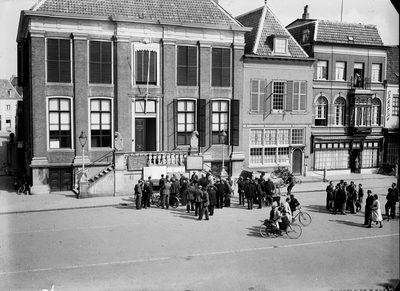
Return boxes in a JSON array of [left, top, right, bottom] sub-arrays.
[[0, 0, 398, 80]]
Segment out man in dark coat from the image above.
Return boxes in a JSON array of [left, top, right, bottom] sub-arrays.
[[198, 187, 209, 221], [237, 176, 246, 206], [286, 174, 295, 195], [216, 179, 226, 209], [186, 182, 195, 213], [363, 190, 374, 225], [207, 184, 218, 216], [326, 181, 334, 210], [254, 179, 263, 209], [194, 185, 203, 216], [385, 186, 397, 220], [198, 174, 208, 189], [245, 179, 256, 210]]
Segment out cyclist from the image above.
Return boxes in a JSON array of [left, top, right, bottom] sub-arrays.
[[289, 194, 300, 217]]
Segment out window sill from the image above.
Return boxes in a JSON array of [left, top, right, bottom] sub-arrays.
[[46, 82, 73, 86], [47, 148, 75, 152], [88, 83, 114, 87]]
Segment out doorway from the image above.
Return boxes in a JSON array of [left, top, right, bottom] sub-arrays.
[[292, 149, 302, 175], [49, 168, 72, 192], [135, 118, 156, 152], [350, 149, 361, 173]]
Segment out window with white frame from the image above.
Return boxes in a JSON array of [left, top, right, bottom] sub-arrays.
[[6, 104, 10, 110], [334, 97, 346, 126], [90, 99, 112, 148], [392, 94, 399, 116], [48, 98, 71, 149], [317, 61, 328, 79], [274, 38, 288, 55], [362, 142, 379, 168], [272, 81, 285, 111], [315, 96, 328, 126], [251, 79, 266, 112], [371, 64, 382, 82], [211, 100, 229, 144], [293, 81, 306, 111], [249, 128, 304, 165], [335, 61, 346, 81], [314, 142, 350, 170], [371, 98, 381, 125], [177, 100, 196, 145]]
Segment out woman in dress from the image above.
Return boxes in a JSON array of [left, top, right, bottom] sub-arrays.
[[368, 194, 383, 228]]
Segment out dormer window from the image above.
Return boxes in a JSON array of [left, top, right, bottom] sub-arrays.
[[272, 35, 290, 56], [302, 29, 310, 43]]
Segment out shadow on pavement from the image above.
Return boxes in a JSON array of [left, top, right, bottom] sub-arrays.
[[247, 225, 264, 238], [329, 219, 367, 228]]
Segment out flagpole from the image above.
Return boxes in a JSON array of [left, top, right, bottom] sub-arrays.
[[145, 48, 151, 114], [340, 0, 343, 22]]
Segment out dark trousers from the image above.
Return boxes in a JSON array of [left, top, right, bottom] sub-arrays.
[[287, 184, 294, 195], [136, 195, 142, 209], [199, 204, 209, 220], [385, 202, 396, 219], [142, 195, 149, 208], [217, 193, 224, 208], [208, 205, 215, 216], [239, 191, 245, 206], [195, 202, 201, 216], [332, 199, 338, 214], [364, 209, 371, 225], [187, 200, 194, 212], [348, 199, 355, 213], [181, 192, 187, 206], [247, 197, 253, 209], [258, 193, 263, 208]]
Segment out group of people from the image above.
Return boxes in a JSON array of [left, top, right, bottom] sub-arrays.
[[325, 180, 398, 228]]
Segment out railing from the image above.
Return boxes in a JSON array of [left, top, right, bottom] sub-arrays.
[[350, 76, 371, 90], [125, 151, 188, 166], [76, 150, 114, 178]]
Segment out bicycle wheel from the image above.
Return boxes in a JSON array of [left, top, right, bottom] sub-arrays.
[[286, 223, 302, 239], [170, 196, 179, 208], [259, 224, 268, 238], [298, 212, 311, 226]]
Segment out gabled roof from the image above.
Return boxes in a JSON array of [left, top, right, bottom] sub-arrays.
[[287, 19, 384, 47], [30, 0, 243, 28], [387, 45, 399, 85], [0, 79, 22, 100], [236, 5, 308, 58]]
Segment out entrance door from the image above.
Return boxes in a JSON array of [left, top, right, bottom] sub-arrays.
[[350, 149, 361, 173], [49, 168, 72, 192], [135, 118, 156, 152], [292, 149, 302, 175]]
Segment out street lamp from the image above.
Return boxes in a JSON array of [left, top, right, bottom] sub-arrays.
[[220, 131, 228, 179], [79, 131, 87, 182]]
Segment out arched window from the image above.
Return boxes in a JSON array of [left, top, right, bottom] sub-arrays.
[[334, 97, 346, 126], [315, 96, 328, 126], [371, 98, 381, 125]]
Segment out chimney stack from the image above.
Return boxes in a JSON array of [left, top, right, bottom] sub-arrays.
[[302, 5, 309, 19]]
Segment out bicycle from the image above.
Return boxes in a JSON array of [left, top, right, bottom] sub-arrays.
[[270, 165, 290, 179], [151, 193, 179, 208], [292, 206, 311, 226], [259, 218, 302, 239]]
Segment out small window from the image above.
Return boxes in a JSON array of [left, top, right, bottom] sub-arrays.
[[274, 38, 288, 55], [6, 104, 11, 110], [301, 29, 310, 43], [317, 61, 328, 80]]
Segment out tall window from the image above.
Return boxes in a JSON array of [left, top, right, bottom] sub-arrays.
[[89, 41, 112, 84], [177, 100, 195, 145], [48, 98, 71, 149], [334, 97, 346, 126], [293, 81, 306, 111], [251, 79, 266, 112], [212, 48, 231, 87], [177, 46, 197, 86], [353, 63, 364, 87], [362, 142, 379, 168], [371, 98, 381, 125], [315, 96, 328, 126], [371, 64, 382, 82], [249, 128, 304, 165], [90, 99, 112, 148], [335, 62, 346, 81], [211, 100, 229, 144], [392, 95, 399, 116], [317, 61, 328, 80], [136, 50, 157, 85], [47, 39, 71, 83], [272, 81, 285, 111]]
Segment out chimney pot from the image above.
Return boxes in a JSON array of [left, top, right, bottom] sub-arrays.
[[302, 5, 309, 19]]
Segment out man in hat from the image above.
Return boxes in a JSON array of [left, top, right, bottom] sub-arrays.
[[237, 176, 246, 206], [363, 190, 374, 225]]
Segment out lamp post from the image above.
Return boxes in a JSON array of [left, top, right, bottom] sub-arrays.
[[220, 131, 228, 179], [79, 131, 87, 181], [78, 131, 88, 198]]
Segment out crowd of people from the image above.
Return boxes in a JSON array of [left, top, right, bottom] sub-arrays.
[[132, 171, 300, 222], [325, 180, 398, 228]]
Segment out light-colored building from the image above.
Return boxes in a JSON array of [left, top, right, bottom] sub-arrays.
[[16, 0, 250, 194], [236, 3, 315, 176]]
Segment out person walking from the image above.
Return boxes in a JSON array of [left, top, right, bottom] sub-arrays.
[[356, 183, 364, 212], [326, 181, 334, 210], [368, 194, 383, 228], [286, 173, 295, 195], [331, 185, 339, 214], [346, 181, 357, 214], [216, 179, 226, 209], [237, 176, 246, 206], [170, 177, 180, 206], [337, 183, 347, 215], [207, 184, 218, 216], [255, 179, 263, 209], [161, 177, 172, 209], [363, 190, 374, 225], [199, 186, 209, 220], [289, 194, 300, 217], [142, 180, 151, 209], [180, 177, 188, 206], [134, 179, 143, 210]]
